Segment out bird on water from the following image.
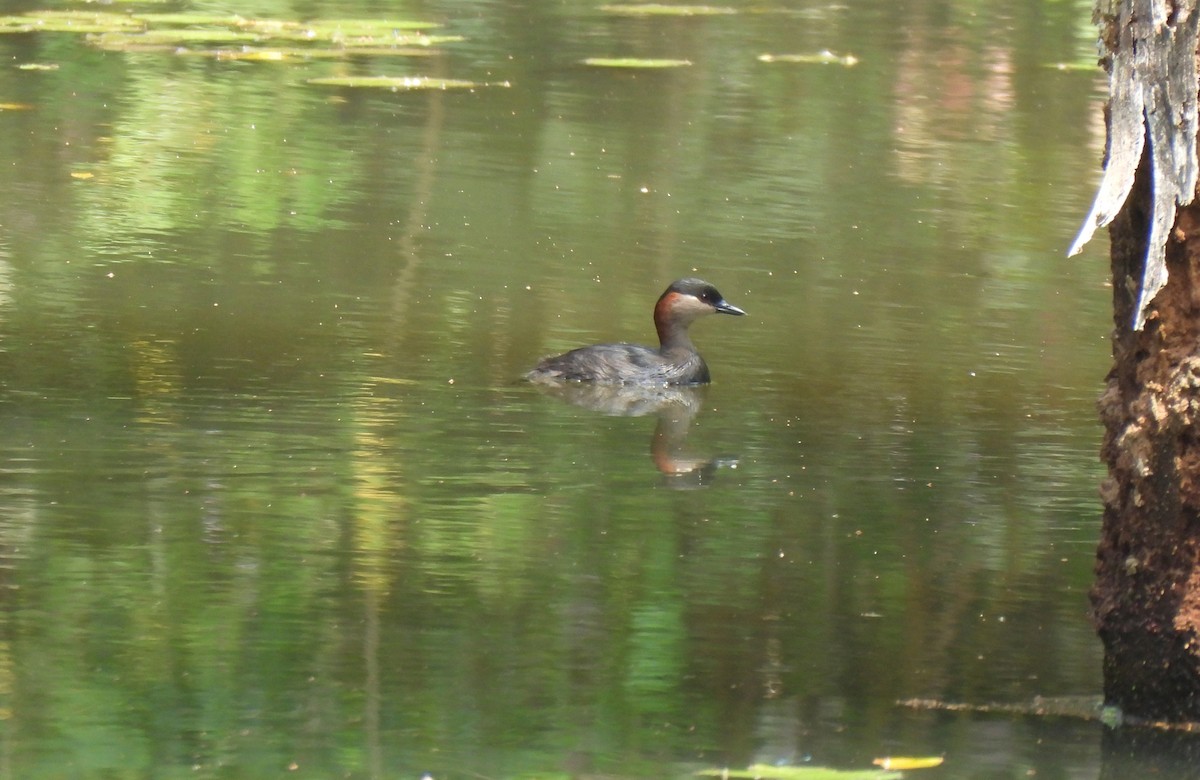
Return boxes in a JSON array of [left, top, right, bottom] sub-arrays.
[[526, 278, 745, 386]]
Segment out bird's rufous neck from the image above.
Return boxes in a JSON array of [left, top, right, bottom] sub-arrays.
[[654, 292, 695, 352]]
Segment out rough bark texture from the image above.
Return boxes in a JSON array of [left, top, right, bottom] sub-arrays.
[[1093, 148, 1200, 722]]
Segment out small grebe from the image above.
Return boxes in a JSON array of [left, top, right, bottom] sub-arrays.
[[526, 278, 745, 386]]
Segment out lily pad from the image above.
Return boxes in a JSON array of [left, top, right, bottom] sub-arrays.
[[90, 29, 261, 48], [236, 18, 451, 46], [306, 75, 507, 90], [758, 51, 858, 66], [193, 47, 434, 62], [134, 13, 250, 27], [583, 57, 692, 68], [0, 10, 469, 76], [335, 33, 464, 48], [599, 4, 737, 16], [233, 22, 460, 48], [24, 10, 139, 24], [141, 29, 259, 45], [301, 18, 442, 34], [83, 40, 175, 54], [224, 46, 435, 60], [0, 11, 145, 34], [212, 48, 291, 62], [312, 46, 438, 58]]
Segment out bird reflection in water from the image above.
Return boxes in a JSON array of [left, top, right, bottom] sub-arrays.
[[531, 382, 739, 488]]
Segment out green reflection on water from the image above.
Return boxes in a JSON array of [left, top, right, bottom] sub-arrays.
[[0, 0, 1116, 777]]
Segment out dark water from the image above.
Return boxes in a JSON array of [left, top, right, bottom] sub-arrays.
[[0, 0, 1143, 777]]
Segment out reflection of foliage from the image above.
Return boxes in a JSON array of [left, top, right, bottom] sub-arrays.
[[625, 599, 686, 714], [0, 0, 1107, 777], [78, 63, 356, 242]]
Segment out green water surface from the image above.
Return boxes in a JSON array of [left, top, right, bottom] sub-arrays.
[[0, 0, 1124, 777]]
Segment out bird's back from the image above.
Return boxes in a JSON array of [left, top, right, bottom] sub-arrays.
[[526, 343, 710, 386]]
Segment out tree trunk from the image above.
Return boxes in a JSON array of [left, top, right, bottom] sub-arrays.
[[1093, 152, 1200, 722], [1085, 1, 1200, 723]]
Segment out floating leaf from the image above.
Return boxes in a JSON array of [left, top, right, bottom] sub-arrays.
[[309, 46, 437, 58], [207, 18, 453, 48], [583, 57, 692, 68], [0, 11, 145, 34], [26, 10, 141, 24], [872, 756, 944, 771], [697, 765, 901, 780], [214, 48, 289, 62], [133, 13, 249, 27], [758, 51, 858, 66], [599, 4, 737, 16], [231, 22, 460, 47], [70, 171, 95, 180], [335, 33, 463, 47], [204, 46, 435, 61], [234, 18, 303, 35], [0, 102, 33, 110], [1, 10, 465, 66], [306, 75, 507, 90], [95, 28, 261, 46], [301, 18, 442, 34], [85, 39, 175, 53]]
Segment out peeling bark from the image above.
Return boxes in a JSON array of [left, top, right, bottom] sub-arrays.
[[1070, 0, 1199, 330]]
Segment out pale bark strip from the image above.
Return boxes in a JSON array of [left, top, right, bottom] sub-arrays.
[[1069, 0, 1199, 331]]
